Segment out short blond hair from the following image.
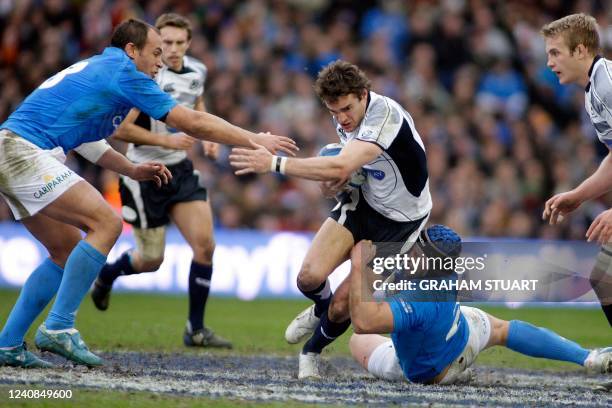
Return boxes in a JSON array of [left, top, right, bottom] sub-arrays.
[[541, 13, 600, 55]]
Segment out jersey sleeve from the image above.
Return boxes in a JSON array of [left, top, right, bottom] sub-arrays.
[[115, 66, 178, 121], [592, 66, 612, 145], [386, 295, 419, 334], [356, 97, 403, 150]]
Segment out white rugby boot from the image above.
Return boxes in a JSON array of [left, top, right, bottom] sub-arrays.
[[584, 347, 612, 374], [298, 352, 321, 379], [285, 305, 320, 344]]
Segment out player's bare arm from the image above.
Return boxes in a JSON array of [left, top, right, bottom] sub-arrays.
[[195, 96, 220, 160], [165, 104, 297, 155], [229, 139, 381, 181], [95, 146, 172, 188], [543, 148, 612, 224], [349, 240, 394, 334], [112, 108, 196, 150]]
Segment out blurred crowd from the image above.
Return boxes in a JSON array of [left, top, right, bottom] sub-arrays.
[[0, 0, 611, 238]]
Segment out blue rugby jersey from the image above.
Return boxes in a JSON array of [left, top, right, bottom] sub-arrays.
[[2, 47, 177, 151], [387, 296, 469, 383]]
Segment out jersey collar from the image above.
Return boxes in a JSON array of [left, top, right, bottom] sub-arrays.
[[585, 55, 602, 92]]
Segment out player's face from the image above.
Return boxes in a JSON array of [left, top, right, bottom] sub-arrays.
[[324, 91, 368, 132], [160, 26, 191, 71], [133, 29, 164, 78], [545, 34, 583, 85]]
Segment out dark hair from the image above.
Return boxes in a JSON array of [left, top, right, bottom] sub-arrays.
[[156, 13, 192, 40], [314, 60, 371, 103], [111, 18, 158, 50]]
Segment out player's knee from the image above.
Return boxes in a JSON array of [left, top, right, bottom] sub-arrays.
[[94, 208, 122, 241], [139, 256, 164, 272], [490, 318, 510, 346], [328, 295, 350, 322], [297, 262, 324, 290], [192, 237, 215, 264]]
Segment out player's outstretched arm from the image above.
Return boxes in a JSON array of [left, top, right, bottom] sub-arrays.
[[543, 149, 612, 224], [95, 147, 171, 188], [230, 139, 381, 181], [194, 96, 220, 160], [165, 104, 298, 155], [112, 108, 196, 150], [349, 240, 394, 334]]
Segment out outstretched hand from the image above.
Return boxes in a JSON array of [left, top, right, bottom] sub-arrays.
[[542, 190, 582, 225], [131, 162, 172, 187], [586, 208, 612, 244], [229, 140, 273, 175], [254, 132, 298, 156]]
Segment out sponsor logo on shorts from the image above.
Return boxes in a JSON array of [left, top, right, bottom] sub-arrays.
[[33, 171, 73, 199]]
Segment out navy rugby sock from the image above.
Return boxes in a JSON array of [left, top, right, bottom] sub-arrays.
[[602, 304, 612, 327], [188, 262, 213, 332], [506, 320, 589, 366], [98, 251, 137, 285], [0, 259, 63, 347], [302, 311, 351, 354], [299, 279, 331, 318]]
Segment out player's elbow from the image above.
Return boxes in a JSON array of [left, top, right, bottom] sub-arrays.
[[328, 158, 352, 181], [350, 308, 374, 334]]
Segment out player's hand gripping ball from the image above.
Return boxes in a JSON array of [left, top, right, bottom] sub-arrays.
[[318, 143, 366, 189]]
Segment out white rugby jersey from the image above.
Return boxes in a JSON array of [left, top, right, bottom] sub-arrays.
[[336, 91, 432, 222], [585, 56, 612, 146], [126, 55, 207, 165]]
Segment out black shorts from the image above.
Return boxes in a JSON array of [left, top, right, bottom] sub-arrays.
[[119, 159, 208, 229], [330, 189, 428, 244]]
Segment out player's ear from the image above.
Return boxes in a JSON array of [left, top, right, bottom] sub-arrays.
[[124, 42, 138, 59]]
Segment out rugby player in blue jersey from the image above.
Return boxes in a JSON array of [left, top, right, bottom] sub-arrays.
[[0, 18, 296, 369], [348, 227, 611, 385]]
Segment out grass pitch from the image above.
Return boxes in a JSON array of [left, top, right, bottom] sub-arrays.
[[0, 289, 610, 406]]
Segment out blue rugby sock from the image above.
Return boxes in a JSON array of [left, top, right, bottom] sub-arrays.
[[188, 261, 213, 332], [0, 259, 63, 347], [98, 250, 137, 286], [46, 241, 106, 330], [506, 320, 590, 366], [299, 279, 331, 318], [302, 311, 351, 354]]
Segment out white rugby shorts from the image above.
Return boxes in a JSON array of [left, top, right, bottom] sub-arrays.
[[0, 129, 83, 219]]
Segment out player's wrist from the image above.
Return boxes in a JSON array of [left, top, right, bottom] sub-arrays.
[[270, 156, 287, 175]]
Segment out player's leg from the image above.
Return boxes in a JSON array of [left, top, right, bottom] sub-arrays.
[[286, 218, 354, 346], [170, 199, 231, 349], [590, 244, 612, 327], [302, 276, 351, 354], [349, 333, 405, 381], [484, 310, 611, 373], [93, 175, 168, 310], [34, 180, 122, 366], [92, 226, 166, 310], [0, 213, 80, 368]]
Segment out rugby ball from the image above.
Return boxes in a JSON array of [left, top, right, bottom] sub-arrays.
[[318, 143, 366, 189]]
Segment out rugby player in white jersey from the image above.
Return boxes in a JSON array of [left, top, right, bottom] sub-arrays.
[[540, 14, 612, 335], [91, 13, 231, 348], [230, 60, 432, 378]]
